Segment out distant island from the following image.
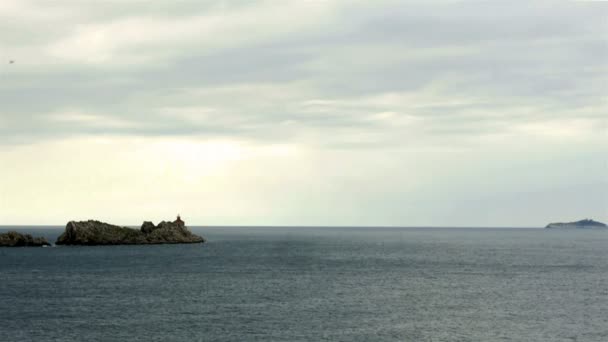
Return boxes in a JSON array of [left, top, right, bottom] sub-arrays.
[[0, 231, 51, 247], [545, 219, 607, 229], [56, 216, 205, 245]]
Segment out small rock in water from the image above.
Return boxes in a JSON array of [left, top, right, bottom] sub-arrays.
[[0, 231, 51, 247]]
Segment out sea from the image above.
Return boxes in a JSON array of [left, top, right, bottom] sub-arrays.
[[1, 226, 607, 342]]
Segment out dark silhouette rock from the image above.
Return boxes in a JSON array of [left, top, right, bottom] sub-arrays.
[[0, 231, 51, 247], [140, 221, 157, 234], [55, 217, 205, 245], [545, 219, 607, 229]]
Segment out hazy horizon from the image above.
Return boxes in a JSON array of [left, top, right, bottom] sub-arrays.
[[0, 219, 604, 230], [1, 1, 606, 227]]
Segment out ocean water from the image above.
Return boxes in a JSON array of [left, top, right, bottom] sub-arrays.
[[1, 227, 607, 342]]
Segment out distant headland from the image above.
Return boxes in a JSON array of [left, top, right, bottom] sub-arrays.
[[55, 215, 205, 245], [0, 231, 51, 247], [545, 219, 607, 229]]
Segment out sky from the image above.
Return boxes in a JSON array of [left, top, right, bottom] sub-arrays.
[[0, 0, 606, 227]]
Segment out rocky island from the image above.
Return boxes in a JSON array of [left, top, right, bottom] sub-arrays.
[[545, 219, 607, 229], [0, 231, 51, 247], [55, 216, 205, 245]]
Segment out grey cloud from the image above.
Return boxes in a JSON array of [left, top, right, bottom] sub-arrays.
[[0, 1, 606, 147]]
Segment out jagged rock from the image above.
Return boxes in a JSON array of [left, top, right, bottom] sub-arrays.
[[140, 221, 157, 234], [545, 219, 607, 229], [0, 231, 51, 247], [55, 218, 205, 245]]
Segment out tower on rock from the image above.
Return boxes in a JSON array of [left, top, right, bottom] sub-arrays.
[[176, 214, 184, 226]]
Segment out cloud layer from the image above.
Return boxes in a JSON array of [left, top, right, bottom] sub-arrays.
[[1, 1, 606, 225]]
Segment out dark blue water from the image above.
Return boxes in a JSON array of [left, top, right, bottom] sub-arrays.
[[1, 227, 607, 341]]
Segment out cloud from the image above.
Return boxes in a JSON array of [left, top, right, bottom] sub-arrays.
[[3, 0, 340, 68], [1, 1, 604, 145]]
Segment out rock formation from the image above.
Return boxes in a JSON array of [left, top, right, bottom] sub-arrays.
[[0, 231, 51, 247], [545, 219, 607, 229], [55, 217, 205, 245]]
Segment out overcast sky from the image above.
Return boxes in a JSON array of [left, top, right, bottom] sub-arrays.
[[0, 1, 606, 226]]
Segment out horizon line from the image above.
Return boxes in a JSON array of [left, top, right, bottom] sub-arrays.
[[0, 224, 546, 229]]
